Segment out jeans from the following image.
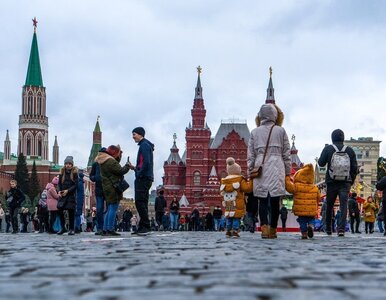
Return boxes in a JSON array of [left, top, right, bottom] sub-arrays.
[[297, 216, 315, 232], [104, 203, 118, 231], [214, 218, 221, 231], [377, 220, 384, 233], [49, 211, 58, 233], [226, 217, 240, 231], [96, 195, 105, 231], [58, 209, 75, 231], [350, 214, 360, 233], [365, 221, 374, 233], [259, 194, 280, 229], [325, 182, 350, 233], [10, 207, 20, 233], [134, 178, 152, 230], [170, 212, 179, 230]]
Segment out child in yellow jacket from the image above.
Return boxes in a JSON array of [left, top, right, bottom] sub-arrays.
[[285, 164, 320, 239], [220, 157, 252, 238]]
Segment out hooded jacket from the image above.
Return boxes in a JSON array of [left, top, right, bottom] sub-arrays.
[[46, 182, 60, 211], [363, 200, 378, 223], [135, 138, 154, 181], [95, 152, 131, 204], [247, 104, 291, 198], [285, 164, 320, 217]]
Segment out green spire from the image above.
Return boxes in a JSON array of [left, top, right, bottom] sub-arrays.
[[25, 31, 43, 86], [94, 116, 101, 133]]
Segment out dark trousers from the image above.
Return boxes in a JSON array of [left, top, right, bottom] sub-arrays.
[[258, 195, 280, 229], [365, 222, 374, 233], [49, 211, 58, 233], [281, 218, 287, 231], [134, 178, 152, 230], [58, 209, 75, 231], [350, 214, 360, 233], [9, 207, 20, 233], [383, 199, 386, 230], [325, 182, 350, 234], [156, 212, 164, 227], [38, 212, 49, 232]]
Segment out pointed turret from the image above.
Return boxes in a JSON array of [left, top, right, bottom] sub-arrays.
[[195, 65, 203, 99], [290, 134, 303, 172], [265, 66, 275, 104], [166, 133, 182, 165], [206, 165, 220, 186], [52, 135, 59, 165], [4, 130, 11, 160], [25, 18, 43, 87], [87, 117, 103, 167]]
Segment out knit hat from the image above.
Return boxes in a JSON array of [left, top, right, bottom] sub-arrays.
[[331, 129, 344, 143], [64, 156, 74, 165], [226, 157, 241, 175], [132, 126, 145, 137], [51, 176, 59, 185], [107, 145, 122, 158]]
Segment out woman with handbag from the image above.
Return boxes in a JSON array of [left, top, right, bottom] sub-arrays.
[[95, 145, 132, 236], [247, 103, 291, 239], [57, 156, 78, 235], [363, 196, 378, 234]]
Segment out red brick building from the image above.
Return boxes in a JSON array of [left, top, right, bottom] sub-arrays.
[[162, 67, 252, 210]]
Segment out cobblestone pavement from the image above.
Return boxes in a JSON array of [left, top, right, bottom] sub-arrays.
[[0, 231, 385, 300]]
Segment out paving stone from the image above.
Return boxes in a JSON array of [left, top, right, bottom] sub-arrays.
[[0, 231, 385, 299]]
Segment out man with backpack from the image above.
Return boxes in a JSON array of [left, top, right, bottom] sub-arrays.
[[318, 129, 358, 237]]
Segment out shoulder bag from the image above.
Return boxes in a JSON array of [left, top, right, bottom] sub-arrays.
[[250, 125, 275, 179]]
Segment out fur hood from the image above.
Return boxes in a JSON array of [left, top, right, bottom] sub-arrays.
[[95, 152, 115, 165], [255, 104, 284, 127], [293, 164, 314, 184], [60, 166, 78, 176]]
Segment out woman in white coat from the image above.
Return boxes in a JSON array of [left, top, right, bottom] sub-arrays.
[[247, 104, 291, 239]]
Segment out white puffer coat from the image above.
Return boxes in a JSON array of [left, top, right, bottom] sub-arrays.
[[247, 104, 291, 198]]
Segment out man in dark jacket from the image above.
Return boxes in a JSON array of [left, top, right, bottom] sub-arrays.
[[318, 129, 358, 236], [131, 127, 154, 235], [376, 175, 386, 236], [154, 190, 167, 230], [348, 192, 361, 234], [5, 179, 25, 234], [90, 147, 106, 235]]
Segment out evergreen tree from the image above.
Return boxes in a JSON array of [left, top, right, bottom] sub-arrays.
[[29, 160, 41, 208], [14, 153, 29, 194]]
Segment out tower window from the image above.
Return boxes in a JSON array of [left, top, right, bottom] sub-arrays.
[[27, 92, 33, 115], [193, 171, 201, 186]]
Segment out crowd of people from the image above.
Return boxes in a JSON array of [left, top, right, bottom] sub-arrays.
[[1, 104, 386, 240]]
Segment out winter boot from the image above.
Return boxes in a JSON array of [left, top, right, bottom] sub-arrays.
[[261, 225, 270, 239], [301, 232, 308, 239], [269, 227, 277, 239], [232, 230, 240, 238], [225, 230, 232, 238], [307, 225, 314, 238]]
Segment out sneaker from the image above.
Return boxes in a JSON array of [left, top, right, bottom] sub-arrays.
[[326, 231, 332, 236], [74, 229, 81, 234], [136, 228, 150, 235], [307, 226, 314, 239], [95, 231, 103, 236], [106, 230, 121, 236], [301, 232, 308, 239], [338, 231, 345, 237], [355, 231, 362, 234], [225, 230, 232, 238], [57, 229, 67, 235], [68, 230, 75, 236]]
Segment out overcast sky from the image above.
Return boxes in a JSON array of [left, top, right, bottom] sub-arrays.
[[1, 0, 385, 195]]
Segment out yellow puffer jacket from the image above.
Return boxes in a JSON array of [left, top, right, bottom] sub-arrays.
[[363, 201, 377, 223], [220, 175, 253, 219], [285, 164, 320, 217]]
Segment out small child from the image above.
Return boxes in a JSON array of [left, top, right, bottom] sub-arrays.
[[220, 157, 252, 238], [285, 164, 320, 239]]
